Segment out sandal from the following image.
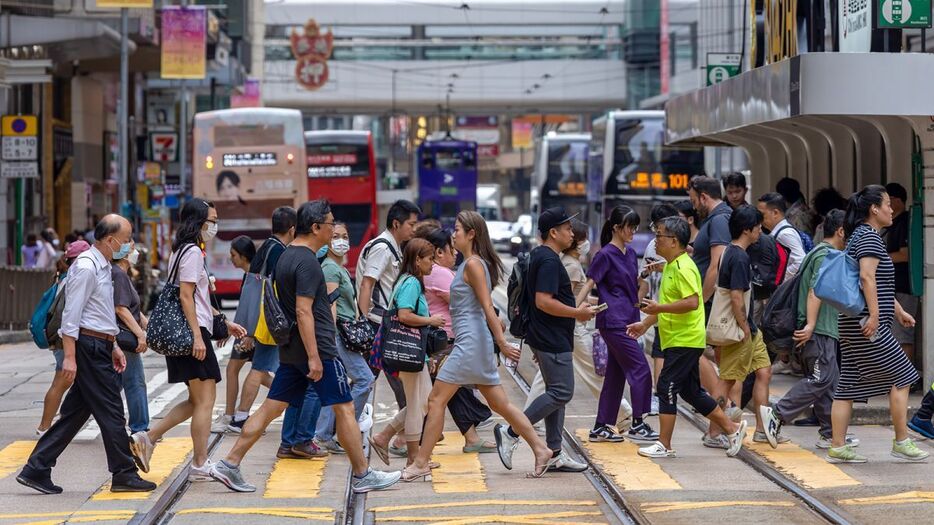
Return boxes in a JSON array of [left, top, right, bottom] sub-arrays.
[[401, 465, 432, 482], [527, 456, 559, 478], [368, 437, 390, 466], [429, 461, 441, 469], [462, 441, 497, 454]]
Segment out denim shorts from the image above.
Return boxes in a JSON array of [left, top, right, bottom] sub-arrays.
[[268, 359, 352, 408], [251, 342, 279, 373], [53, 349, 64, 371]]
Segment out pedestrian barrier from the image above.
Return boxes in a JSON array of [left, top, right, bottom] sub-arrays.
[[0, 266, 56, 330]]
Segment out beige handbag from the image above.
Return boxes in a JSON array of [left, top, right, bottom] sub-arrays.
[[705, 250, 748, 346]]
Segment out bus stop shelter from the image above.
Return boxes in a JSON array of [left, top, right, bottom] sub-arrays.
[[664, 52, 934, 387]]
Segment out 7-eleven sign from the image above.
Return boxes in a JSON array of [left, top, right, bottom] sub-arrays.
[[150, 132, 178, 162]]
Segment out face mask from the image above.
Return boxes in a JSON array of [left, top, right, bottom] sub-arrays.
[[578, 240, 591, 255], [127, 249, 140, 265], [52, 239, 60, 247], [331, 238, 350, 256], [317, 245, 329, 258], [112, 239, 132, 260], [202, 222, 218, 241]]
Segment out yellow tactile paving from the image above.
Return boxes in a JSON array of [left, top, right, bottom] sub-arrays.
[[93, 437, 193, 500], [263, 456, 328, 498], [574, 429, 681, 491], [641, 500, 796, 513], [840, 490, 934, 506], [743, 428, 861, 489], [0, 440, 35, 480], [429, 431, 488, 493]]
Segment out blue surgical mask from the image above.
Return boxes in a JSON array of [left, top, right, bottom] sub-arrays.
[[112, 240, 132, 260], [316, 245, 329, 258]]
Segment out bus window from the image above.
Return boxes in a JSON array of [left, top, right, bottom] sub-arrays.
[[330, 203, 372, 245], [215, 124, 286, 148], [436, 149, 464, 170], [307, 143, 371, 178], [545, 141, 588, 197]]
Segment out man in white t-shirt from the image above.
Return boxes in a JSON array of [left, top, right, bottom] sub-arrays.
[[757, 192, 805, 279]]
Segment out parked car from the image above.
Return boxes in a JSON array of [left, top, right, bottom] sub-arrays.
[[509, 214, 533, 256]]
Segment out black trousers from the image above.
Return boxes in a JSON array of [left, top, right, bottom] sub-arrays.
[[448, 387, 492, 435], [23, 334, 137, 481]]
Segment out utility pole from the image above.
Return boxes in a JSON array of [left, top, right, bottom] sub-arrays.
[[118, 7, 129, 211], [388, 69, 397, 182], [179, 0, 189, 200]]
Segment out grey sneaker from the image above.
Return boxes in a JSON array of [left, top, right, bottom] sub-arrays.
[[494, 424, 519, 470], [315, 438, 346, 454], [551, 451, 588, 472], [702, 433, 730, 449], [726, 419, 748, 457], [754, 430, 791, 445], [129, 431, 154, 474], [211, 415, 232, 434], [627, 421, 660, 444], [351, 468, 402, 493], [816, 435, 860, 449], [210, 460, 256, 493]]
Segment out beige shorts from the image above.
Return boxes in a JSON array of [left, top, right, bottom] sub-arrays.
[[719, 331, 771, 381]]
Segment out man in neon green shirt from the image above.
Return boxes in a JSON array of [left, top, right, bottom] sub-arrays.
[[627, 217, 748, 459]]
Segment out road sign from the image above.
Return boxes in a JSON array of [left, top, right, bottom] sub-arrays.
[[1, 115, 39, 161], [1, 162, 39, 179], [878, 0, 932, 28], [706, 53, 742, 86]]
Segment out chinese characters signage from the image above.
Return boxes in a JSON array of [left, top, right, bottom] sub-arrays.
[[222, 152, 277, 167], [96, 0, 152, 7], [291, 19, 334, 91], [161, 6, 207, 79]]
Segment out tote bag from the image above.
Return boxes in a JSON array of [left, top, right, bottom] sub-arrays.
[[371, 275, 426, 373], [706, 251, 746, 346], [147, 244, 198, 357], [813, 249, 866, 317]]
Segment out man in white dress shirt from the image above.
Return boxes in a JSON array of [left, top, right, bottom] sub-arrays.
[[18, 215, 155, 495]]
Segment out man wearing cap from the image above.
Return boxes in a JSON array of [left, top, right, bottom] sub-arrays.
[[496, 207, 596, 472], [18, 215, 155, 495]]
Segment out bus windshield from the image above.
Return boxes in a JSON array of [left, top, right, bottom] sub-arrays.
[[544, 140, 588, 197], [307, 143, 371, 178], [605, 116, 703, 196]]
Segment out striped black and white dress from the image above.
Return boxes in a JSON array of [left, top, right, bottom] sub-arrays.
[[836, 223, 919, 401]]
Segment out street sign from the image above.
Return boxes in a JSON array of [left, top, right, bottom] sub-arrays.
[[706, 53, 742, 86], [877, 0, 932, 28], [1, 136, 38, 160], [0, 162, 39, 179]]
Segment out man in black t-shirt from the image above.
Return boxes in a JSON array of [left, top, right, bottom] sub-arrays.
[[496, 207, 596, 473], [212, 200, 401, 495], [883, 183, 916, 359]]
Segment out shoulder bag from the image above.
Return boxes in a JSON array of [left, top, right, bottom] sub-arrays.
[[813, 248, 866, 317], [706, 249, 748, 346], [147, 244, 198, 356], [371, 275, 426, 373]]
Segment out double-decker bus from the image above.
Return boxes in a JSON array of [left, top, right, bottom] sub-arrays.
[[193, 108, 307, 297], [589, 110, 706, 254], [417, 139, 478, 228], [305, 130, 379, 275], [530, 132, 591, 235]]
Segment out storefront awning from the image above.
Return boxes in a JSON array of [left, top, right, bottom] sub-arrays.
[[665, 53, 934, 146], [0, 14, 136, 63]]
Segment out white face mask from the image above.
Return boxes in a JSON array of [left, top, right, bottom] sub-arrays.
[[127, 249, 140, 265], [331, 238, 351, 256], [202, 222, 218, 241], [578, 240, 591, 255]]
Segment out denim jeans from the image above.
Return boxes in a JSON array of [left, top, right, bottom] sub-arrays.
[[314, 338, 374, 442], [121, 351, 149, 433], [280, 382, 322, 448]]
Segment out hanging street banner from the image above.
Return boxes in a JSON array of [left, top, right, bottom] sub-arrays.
[[877, 0, 932, 28], [95, 0, 153, 7], [706, 53, 742, 86], [161, 6, 207, 79]]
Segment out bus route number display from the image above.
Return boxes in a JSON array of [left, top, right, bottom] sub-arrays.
[[223, 152, 277, 167], [626, 172, 691, 193]]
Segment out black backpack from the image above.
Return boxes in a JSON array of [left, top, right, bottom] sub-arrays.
[[507, 251, 531, 339], [749, 234, 790, 301], [760, 245, 824, 353]]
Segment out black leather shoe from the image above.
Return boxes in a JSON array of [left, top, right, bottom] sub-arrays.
[[793, 414, 820, 427], [16, 472, 63, 494], [110, 475, 157, 492]]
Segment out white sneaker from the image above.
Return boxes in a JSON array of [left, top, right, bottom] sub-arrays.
[[638, 441, 676, 458], [648, 395, 660, 416], [726, 420, 748, 457], [725, 406, 744, 422], [551, 451, 588, 472], [357, 403, 373, 434], [211, 415, 232, 434], [189, 459, 215, 481]]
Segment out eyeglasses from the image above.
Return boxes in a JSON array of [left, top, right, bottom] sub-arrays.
[[316, 222, 336, 227], [656, 234, 677, 239]]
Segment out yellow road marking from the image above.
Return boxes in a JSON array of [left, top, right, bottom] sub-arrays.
[[370, 499, 598, 513], [743, 429, 860, 489], [264, 456, 328, 498], [840, 491, 934, 506], [641, 500, 796, 513], [16, 515, 135, 525], [176, 506, 333, 520], [0, 440, 35, 480], [93, 437, 193, 500], [429, 431, 487, 493], [375, 511, 604, 524], [575, 429, 681, 491], [0, 510, 133, 519]]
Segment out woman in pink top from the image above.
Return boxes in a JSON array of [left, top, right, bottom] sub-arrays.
[[418, 226, 496, 453]]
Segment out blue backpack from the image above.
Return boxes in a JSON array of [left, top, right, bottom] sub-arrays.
[[776, 223, 814, 253], [813, 249, 866, 317], [29, 275, 62, 349]]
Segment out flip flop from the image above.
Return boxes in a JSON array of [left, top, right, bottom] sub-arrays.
[[368, 436, 390, 465]]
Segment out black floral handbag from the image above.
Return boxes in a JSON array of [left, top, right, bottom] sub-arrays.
[[147, 244, 197, 357], [337, 318, 375, 356], [209, 292, 229, 341]]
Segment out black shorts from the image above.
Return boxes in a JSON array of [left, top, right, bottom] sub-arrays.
[[656, 346, 717, 416]]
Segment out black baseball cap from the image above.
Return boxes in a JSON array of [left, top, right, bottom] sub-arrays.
[[538, 206, 579, 235]]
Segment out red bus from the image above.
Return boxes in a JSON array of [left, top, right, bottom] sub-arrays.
[[305, 130, 379, 276]]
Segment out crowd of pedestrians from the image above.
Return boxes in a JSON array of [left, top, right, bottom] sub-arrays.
[[16, 174, 932, 496]]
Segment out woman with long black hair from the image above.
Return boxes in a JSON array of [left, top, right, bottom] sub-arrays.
[[131, 198, 247, 479], [577, 205, 656, 443], [827, 185, 928, 463]]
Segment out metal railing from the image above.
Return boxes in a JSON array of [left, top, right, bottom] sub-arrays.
[[0, 266, 55, 330]]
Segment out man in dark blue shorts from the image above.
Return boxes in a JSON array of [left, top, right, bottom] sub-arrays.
[[211, 200, 401, 494]]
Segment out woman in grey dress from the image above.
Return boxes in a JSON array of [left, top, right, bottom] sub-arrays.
[[403, 211, 554, 481]]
